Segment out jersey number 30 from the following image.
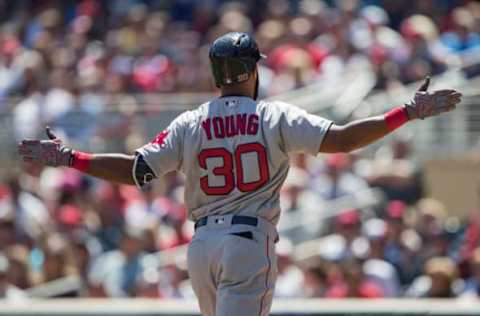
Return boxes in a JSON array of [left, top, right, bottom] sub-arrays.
[[198, 142, 269, 195]]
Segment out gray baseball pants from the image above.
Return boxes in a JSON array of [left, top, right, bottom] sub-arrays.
[[187, 215, 278, 316]]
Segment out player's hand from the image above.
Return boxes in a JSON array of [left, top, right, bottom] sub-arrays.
[[404, 77, 462, 120], [17, 127, 74, 167]]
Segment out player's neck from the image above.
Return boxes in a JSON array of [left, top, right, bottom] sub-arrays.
[[220, 93, 253, 99], [220, 90, 254, 99], [220, 83, 255, 100]]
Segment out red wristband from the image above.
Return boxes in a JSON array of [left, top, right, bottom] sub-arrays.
[[385, 107, 409, 132], [71, 151, 92, 172]]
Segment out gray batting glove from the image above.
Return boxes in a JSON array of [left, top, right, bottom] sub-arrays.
[[18, 127, 74, 167], [404, 77, 463, 120]]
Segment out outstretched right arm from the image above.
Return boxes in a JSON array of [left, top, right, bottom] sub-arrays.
[[17, 128, 153, 187], [20, 113, 186, 188], [74, 153, 136, 185]]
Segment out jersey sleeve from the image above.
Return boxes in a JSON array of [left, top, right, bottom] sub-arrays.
[[277, 102, 333, 155], [134, 113, 186, 179]]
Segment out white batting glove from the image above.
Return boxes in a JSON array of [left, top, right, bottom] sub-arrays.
[[404, 77, 462, 120], [17, 127, 74, 167]]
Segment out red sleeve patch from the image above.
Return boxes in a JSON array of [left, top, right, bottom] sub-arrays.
[[150, 130, 169, 148]]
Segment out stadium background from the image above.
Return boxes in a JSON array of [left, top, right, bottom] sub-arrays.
[[1, 0, 480, 315]]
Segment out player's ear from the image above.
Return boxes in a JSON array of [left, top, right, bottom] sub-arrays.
[[251, 67, 258, 80]]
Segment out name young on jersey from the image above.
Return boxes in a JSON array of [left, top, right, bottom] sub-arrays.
[[201, 114, 259, 140]]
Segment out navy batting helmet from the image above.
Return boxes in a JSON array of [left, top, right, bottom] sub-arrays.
[[209, 32, 265, 88]]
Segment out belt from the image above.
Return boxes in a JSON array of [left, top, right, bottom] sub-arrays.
[[194, 215, 258, 231]]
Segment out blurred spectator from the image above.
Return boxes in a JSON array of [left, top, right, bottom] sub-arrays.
[[383, 200, 422, 285], [0, 253, 26, 301], [440, 7, 480, 54], [415, 198, 451, 259], [4, 245, 31, 291], [302, 264, 327, 298], [406, 256, 460, 298], [3, 176, 49, 243], [460, 247, 480, 297], [325, 259, 384, 298], [35, 233, 79, 297], [89, 228, 147, 297], [361, 218, 401, 297], [317, 209, 366, 262], [314, 154, 369, 200], [70, 231, 100, 297], [274, 238, 304, 298], [365, 139, 423, 204], [91, 182, 126, 251]]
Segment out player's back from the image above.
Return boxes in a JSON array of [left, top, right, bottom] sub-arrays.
[[182, 96, 289, 225], [137, 96, 332, 225]]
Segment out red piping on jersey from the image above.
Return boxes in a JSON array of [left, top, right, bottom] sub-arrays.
[[258, 236, 271, 316]]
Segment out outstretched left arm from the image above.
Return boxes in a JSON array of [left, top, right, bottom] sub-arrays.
[[320, 115, 395, 153], [319, 78, 462, 153]]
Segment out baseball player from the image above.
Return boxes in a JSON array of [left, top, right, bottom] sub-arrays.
[[18, 32, 461, 315]]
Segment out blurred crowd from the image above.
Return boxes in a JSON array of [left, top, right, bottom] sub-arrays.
[[1, 0, 480, 140], [1, 138, 480, 300], [1, 0, 480, 302]]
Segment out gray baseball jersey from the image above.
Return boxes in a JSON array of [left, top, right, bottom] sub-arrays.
[[135, 96, 332, 225]]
